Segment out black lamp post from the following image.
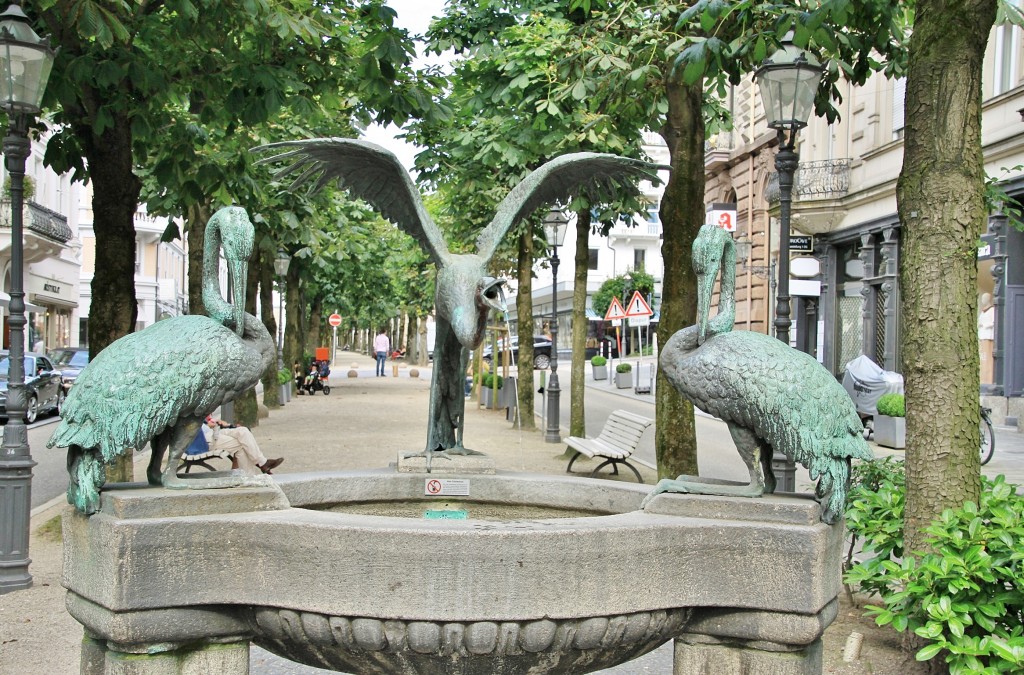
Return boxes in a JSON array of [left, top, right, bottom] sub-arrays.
[[0, 1, 54, 594], [755, 34, 823, 492], [273, 250, 290, 372], [543, 207, 568, 443]]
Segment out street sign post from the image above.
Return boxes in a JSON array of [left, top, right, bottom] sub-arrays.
[[604, 297, 627, 363]]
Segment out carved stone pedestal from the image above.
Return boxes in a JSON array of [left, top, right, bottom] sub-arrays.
[[62, 471, 845, 675]]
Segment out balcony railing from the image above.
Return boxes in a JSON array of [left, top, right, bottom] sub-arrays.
[[766, 159, 850, 204], [0, 199, 73, 243]]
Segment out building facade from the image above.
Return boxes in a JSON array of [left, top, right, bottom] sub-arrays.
[[706, 19, 1024, 425]]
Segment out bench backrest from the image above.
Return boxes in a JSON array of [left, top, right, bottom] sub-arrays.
[[596, 410, 653, 449]]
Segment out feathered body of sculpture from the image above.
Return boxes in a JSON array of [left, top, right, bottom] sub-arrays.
[[48, 206, 276, 514], [255, 139, 665, 466], [644, 224, 873, 523]]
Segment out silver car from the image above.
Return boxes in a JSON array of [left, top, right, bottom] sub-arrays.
[[0, 351, 64, 423]]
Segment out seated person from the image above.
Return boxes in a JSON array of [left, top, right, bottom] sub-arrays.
[[304, 363, 319, 389], [318, 360, 331, 378], [293, 361, 305, 389], [203, 415, 283, 474]]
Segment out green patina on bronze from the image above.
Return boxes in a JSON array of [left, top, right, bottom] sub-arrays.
[[48, 206, 276, 514], [255, 139, 665, 468], [646, 223, 873, 523]]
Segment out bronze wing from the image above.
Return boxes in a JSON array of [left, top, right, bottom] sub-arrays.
[[475, 153, 669, 261], [253, 138, 449, 264]]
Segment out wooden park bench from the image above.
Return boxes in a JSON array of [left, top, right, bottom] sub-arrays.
[[565, 409, 654, 483]]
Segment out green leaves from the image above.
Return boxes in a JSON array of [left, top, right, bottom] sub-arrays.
[[846, 471, 1024, 673]]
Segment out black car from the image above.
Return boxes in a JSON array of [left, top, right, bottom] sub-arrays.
[[50, 347, 90, 393], [0, 351, 64, 423], [481, 335, 553, 369]]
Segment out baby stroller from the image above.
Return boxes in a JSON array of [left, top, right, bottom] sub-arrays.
[[300, 361, 331, 396]]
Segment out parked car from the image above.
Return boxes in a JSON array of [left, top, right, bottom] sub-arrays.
[[481, 335, 553, 370], [0, 351, 64, 423], [50, 347, 90, 393]]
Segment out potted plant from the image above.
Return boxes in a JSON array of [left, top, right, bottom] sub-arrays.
[[615, 362, 633, 389], [591, 355, 608, 380], [874, 393, 905, 449], [277, 367, 292, 403], [481, 373, 504, 409]]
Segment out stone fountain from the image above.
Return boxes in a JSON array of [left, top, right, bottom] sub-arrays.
[[63, 463, 842, 674]]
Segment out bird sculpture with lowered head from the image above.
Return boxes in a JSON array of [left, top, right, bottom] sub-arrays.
[[48, 206, 276, 514], [254, 138, 666, 468], [643, 223, 873, 523]]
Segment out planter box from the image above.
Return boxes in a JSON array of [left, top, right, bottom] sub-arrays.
[[280, 383, 291, 403], [874, 415, 905, 449], [481, 387, 504, 410], [592, 365, 608, 381], [615, 372, 633, 389]]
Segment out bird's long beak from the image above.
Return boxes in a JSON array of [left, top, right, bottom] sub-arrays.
[[696, 267, 716, 346], [230, 258, 248, 337], [480, 277, 507, 315]]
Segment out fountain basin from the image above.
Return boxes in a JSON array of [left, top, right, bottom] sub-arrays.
[[63, 468, 843, 674]]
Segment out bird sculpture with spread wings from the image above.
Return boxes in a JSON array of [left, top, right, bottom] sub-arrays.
[[254, 139, 665, 467], [48, 206, 276, 514], [643, 224, 873, 523]]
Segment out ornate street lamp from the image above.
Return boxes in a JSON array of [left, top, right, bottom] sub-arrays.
[[0, 1, 54, 594], [273, 250, 290, 372], [755, 34, 823, 492], [542, 207, 569, 443]]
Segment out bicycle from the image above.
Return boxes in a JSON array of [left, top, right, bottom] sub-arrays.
[[980, 405, 995, 465]]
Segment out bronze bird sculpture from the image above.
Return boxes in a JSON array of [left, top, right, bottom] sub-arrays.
[[48, 206, 276, 514], [643, 224, 873, 523], [254, 138, 664, 467]]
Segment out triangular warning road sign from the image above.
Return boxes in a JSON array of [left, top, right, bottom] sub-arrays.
[[625, 291, 654, 318], [604, 296, 627, 321]]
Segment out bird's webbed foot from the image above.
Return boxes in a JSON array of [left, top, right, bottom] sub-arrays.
[[402, 448, 453, 473], [445, 444, 483, 457], [640, 476, 765, 509]]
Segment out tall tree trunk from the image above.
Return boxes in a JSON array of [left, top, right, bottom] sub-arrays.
[[654, 77, 704, 479], [185, 202, 213, 317], [284, 265, 302, 373], [516, 230, 536, 430], [306, 295, 323, 356], [569, 209, 592, 438], [418, 319, 428, 367], [407, 314, 419, 363], [81, 118, 141, 484], [897, 0, 994, 559], [259, 249, 281, 408]]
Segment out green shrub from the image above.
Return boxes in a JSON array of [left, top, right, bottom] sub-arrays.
[[845, 472, 1024, 673], [277, 368, 291, 385], [591, 355, 607, 367], [616, 362, 632, 373], [876, 393, 905, 417], [843, 457, 906, 596], [482, 373, 503, 389]]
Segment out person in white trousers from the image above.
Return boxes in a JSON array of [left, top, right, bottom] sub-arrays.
[[203, 416, 284, 474]]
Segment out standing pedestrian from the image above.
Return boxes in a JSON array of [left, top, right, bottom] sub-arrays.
[[373, 328, 390, 377]]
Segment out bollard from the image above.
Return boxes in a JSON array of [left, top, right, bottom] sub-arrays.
[[392, 364, 399, 377]]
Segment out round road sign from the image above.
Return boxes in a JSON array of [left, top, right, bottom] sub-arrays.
[[328, 313, 342, 327]]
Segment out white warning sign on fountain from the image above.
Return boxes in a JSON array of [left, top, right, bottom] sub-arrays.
[[425, 478, 470, 496]]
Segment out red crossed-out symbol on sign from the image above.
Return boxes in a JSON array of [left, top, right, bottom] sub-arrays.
[[427, 479, 442, 494]]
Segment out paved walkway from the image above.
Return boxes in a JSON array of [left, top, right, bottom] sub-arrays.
[[2, 349, 1021, 674]]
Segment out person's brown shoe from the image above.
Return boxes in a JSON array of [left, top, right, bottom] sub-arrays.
[[259, 458, 284, 474]]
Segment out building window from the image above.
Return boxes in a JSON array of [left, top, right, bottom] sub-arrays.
[[588, 248, 599, 271], [634, 248, 646, 270], [994, 13, 1020, 96], [892, 77, 906, 139], [78, 318, 88, 348]]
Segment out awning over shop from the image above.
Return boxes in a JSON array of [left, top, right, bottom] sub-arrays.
[[0, 292, 46, 314]]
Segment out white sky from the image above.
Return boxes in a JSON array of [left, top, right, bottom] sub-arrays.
[[360, 0, 450, 171]]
